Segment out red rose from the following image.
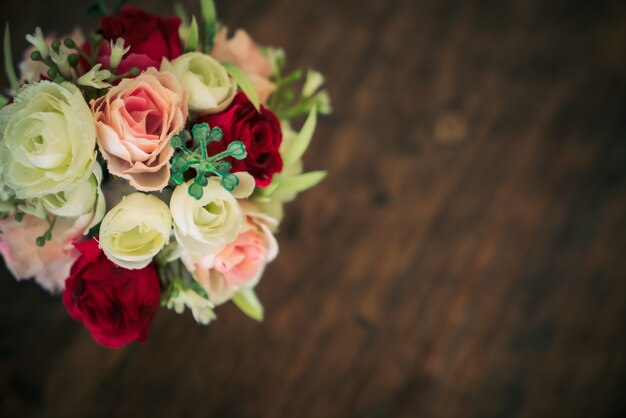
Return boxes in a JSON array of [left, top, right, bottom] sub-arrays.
[[96, 6, 182, 73], [198, 93, 283, 187], [62, 239, 161, 348]]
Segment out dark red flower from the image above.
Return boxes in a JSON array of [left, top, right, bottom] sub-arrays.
[[96, 6, 182, 74], [198, 93, 283, 187], [62, 239, 161, 349]]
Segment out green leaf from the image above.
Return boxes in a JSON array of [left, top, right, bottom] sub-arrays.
[[200, 0, 218, 53], [282, 108, 317, 167], [232, 289, 264, 322], [3, 24, 19, 93], [272, 171, 327, 200], [222, 62, 260, 111], [186, 16, 199, 52], [174, 2, 190, 26]]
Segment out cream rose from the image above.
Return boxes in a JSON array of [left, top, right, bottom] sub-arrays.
[[92, 68, 188, 192], [163, 53, 236, 114], [0, 81, 96, 199], [170, 173, 254, 255], [41, 164, 104, 218], [99, 192, 171, 269]]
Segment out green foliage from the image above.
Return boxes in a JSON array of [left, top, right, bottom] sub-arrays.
[[200, 0, 218, 53], [222, 62, 261, 111], [3, 24, 19, 93], [282, 108, 317, 167], [232, 289, 264, 321]]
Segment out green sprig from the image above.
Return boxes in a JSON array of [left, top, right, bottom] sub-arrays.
[[170, 122, 247, 199]]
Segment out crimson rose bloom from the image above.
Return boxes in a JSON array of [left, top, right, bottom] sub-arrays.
[[96, 6, 182, 73], [62, 239, 161, 348], [198, 93, 283, 187]]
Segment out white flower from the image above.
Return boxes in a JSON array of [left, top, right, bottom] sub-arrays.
[[25, 27, 49, 58], [50, 49, 71, 78], [41, 163, 104, 218], [99, 193, 171, 269], [0, 82, 97, 199], [166, 288, 216, 325], [109, 38, 130, 69], [170, 173, 254, 255], [302, 70, 325, 98], [77, 64, 112, 89], [162, 52, 236, 113]]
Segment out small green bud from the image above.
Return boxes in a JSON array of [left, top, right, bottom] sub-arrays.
[[192, 123, 210, 142], [221, 174, 239, 191], [47, 68, 57, 79], [194, 174, 208, 187], [93, 33, 104, 44], [170, 135, 183, 149], [129, 67, 140, 75], [30, 50, 42, 61], [208, 127, 223, 143], [36, 236, 45, 247], [215, 160, 231, 173], [63, 38, 77, 49], [51, 39, 61, 52], [171, 172, 185, 185], [68, 54, 79, 67], [227, 141, 247, 160], [188, 183, 204, 200], [14, 212, 24, 222], [44, 231, 52, 241]]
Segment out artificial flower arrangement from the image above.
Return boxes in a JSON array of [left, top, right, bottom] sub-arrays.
[[0, 0, 329, 348]]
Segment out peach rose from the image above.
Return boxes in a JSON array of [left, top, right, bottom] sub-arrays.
[[92, 68, 188, 191], [211, 28, 275, 103], [0, 213, 95, 293], [181, 207, 278, 305]]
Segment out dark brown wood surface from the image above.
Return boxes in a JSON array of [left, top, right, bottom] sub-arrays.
[[1, 0, 625, 417]]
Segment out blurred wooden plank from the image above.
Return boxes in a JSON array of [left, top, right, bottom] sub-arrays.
[[0, 0, 625, 417]]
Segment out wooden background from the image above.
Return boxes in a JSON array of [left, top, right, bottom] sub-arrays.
[[1, 0, 625, 417]]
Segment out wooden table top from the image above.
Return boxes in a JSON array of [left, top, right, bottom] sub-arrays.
[[1, 0, 625, 417]]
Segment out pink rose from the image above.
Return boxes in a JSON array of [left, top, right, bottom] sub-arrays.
[[0, 214, 93, 293], [92, 68, 188, 191], [181, 207, 278, 305], [211, 28, 275, 103]]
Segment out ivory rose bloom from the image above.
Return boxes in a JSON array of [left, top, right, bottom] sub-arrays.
[[170, 173, 254, 255], [181, 204, 278, 305], [163, 53, 236, 113], [0, 212, 101, 293], [99, 193, 172, 269], [92, 68, 188, 191], [211, 28, 275, 103], [0, 82, 96, 199]]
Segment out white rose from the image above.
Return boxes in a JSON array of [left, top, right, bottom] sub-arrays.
[[163, 52, 236, 113], [170, 173, 254, 255], [0, 81, 96, 199], [41, 163, 104, 218], [99, 193, 171, 269]]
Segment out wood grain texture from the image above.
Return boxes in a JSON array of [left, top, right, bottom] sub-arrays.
[[1, 0, 625, 417]]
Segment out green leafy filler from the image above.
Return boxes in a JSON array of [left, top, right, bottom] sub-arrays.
[[170, 122, 247, 200]]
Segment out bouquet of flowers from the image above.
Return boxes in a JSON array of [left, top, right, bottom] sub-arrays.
[[0, 0, 329, 348]]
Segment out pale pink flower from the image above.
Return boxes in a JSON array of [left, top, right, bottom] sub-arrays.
[[211, 28, 275, 103], [0, 214, 93, 293], [181, 207, 278, 305], [92, 68, 188, 191]]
